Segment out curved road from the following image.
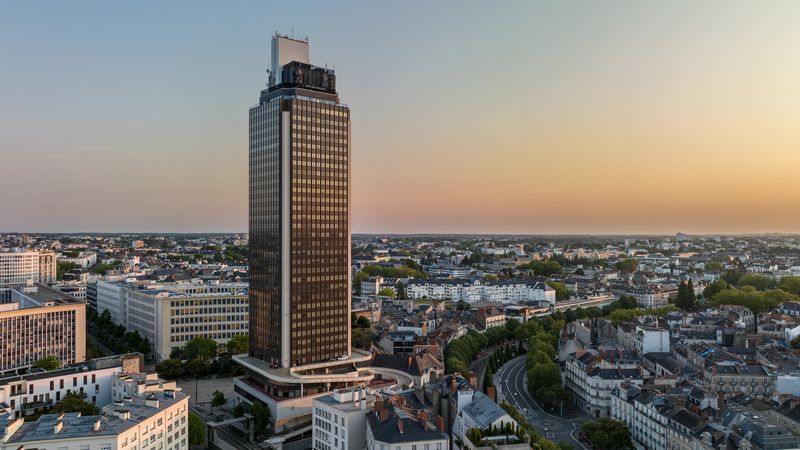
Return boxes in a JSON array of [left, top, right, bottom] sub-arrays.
[[496, 356, 588, 449]]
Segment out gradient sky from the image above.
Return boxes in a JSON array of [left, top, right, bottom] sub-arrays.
[[2, 1, 800, 234]]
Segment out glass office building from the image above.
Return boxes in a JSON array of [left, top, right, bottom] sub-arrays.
[[249, 36, 351, 369]]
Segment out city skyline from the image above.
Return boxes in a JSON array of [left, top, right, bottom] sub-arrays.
[[3, 1, 800, 234]]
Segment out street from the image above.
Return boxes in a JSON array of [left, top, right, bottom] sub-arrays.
[[495, 355, 588, 449]]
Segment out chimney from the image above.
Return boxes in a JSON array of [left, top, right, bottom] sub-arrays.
[[380, 409, 389, 423], [468, 372, 477, 387], [408, 355, 413, 369], [94, 419, 101, 432], [360, 387, 366, 412], [435, 415, 445, 432], [398, 418, 404, 434], [53, 420, 63, 434], [418, 410, 429, 422], [450, 378, 457, 393]]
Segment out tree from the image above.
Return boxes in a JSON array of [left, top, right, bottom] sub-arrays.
[[722, 269, 744, 285], [738, 274, 775, 291], [355, 316, 371, 328], [187, 358, 211, 401], [705, 261, 724, 272], [547, 282, 570, 301], [188, 413, 206, 446], [456, 300, 468, 311], [251, 400, 271, 435], [528, 362, 561, 393], [155, 358, 184, 380], [232, 402, 249, 418], [521, 260, 563, 276], [615, 258, 639, 273], [226, 334, 249, 355], [780, 276, 800, 295], [32, 355, 61, 371], [617, 295, 639, 310], [211, 390, 226, 412], [703, 280, 729, 299], [675, 280, 696, 311], [353, 271, 369, 294], [396, 282, 407, 300], [581, 419, 633, 449], [377, 287, 396, 299], [466, 428, 483, 444], [184, 337, 218, 361], [52, 391, 99, 416]]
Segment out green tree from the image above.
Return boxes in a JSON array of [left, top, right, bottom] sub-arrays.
[[615, 258, 639, 273], [211, 390, 226, 412], [703, 280, 729, 299], [226, 334, 249, 355], [355, 316, 371, 328], [184, 337, 218, 361], [581, 419, 633, 449], [522, 260, 563, 276], [251, 400, 271, 435], [466, 428, 483, 444], [32, 355, 61, 371], [705, 261, 724, 272], [547, 282, 570, 301], [396, 282, 407, 300], [52, 391, 99, 416], [527, 362, 561, 393], [779, 276, 800, 295], [188, 413, 207, 446], [155, 358, 184, 380], [722, 269, 744, 285], [738, 274, 776, 291], [617, 295, 639, 309], [675, 280, 696, 311], [377, 287, 396, 298], [353, 271, 369, 294]]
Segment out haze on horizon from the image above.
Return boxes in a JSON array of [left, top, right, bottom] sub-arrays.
[[1, 1, 799, 235]]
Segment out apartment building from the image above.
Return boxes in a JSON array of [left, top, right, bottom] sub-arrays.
[[0, 373, 189, 450], [58, 250, 97, 269], [406, 279, 555, 305], [312, 388, 374, 450], [0, 249, 57, 285], [0, 353, 143, 419], [96, 281, 249, 360], [0, 283, 86, 372]]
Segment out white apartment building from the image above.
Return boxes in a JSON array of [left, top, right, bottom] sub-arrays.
[[96, 281, 249, 360], [0, 249, 57, 286], [0, 353, 143, 419], [406, 279, 555, 305], [0, 372, 189, 450], [564, 350, 643, 418], [312, 388, 373, 450], [0, 283, 86, 372], [58, 251, 98, 269]]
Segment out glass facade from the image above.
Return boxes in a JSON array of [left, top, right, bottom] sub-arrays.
[[249, 67, 351, 367]]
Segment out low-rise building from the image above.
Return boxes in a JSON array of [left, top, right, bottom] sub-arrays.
[[0, 353, 143, 419], [0, 372, 189, 450], [312, 388, 374, 450]]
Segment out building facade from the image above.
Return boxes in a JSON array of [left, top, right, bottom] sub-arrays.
[[0, 283, 86, 372], [0, 249, 56, 286]]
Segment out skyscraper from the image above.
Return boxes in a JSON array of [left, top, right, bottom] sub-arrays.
[[236, 34, 372, 435], [249, 34, 351, 368]]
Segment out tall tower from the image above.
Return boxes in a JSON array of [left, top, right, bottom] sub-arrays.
[[249, 34, 351, 369]]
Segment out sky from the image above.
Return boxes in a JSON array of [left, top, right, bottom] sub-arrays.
[[1, 1, 799, 235]]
